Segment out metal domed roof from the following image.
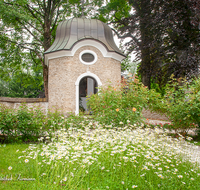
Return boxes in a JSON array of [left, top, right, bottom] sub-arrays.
[[44, 17, 125, 56]]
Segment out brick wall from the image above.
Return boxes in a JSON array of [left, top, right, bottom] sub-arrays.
[[0, 97, 48, 114], [0, 97, 169, 121], [48, 46, 121, 114]]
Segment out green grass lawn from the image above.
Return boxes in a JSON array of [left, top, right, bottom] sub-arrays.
[[1, 124, 200, 190], [0, 144, 37, 190]]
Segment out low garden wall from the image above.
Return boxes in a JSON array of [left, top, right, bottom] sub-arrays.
[[142, 109, 169, 121], [0, 97, 169, 121], [0, 97, 48, 114]]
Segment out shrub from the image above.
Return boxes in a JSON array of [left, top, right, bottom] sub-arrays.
[[15, 104, 47, 141], [185, 78, 200, 135], [0, 104, 18, 139], [148, 77, 200, 133], [0, 104, 49, 143], [0, 103, 94, 143], [87, 78, 149, 126]]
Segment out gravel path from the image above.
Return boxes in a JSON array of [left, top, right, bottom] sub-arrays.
[[145, 119, 200, 165], [180, 142, 200, 165]]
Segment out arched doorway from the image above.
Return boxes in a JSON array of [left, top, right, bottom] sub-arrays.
[[75, 71, 102, 115], [79, 77, 98, 112]]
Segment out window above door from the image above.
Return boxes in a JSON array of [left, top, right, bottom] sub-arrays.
[[79, 50, 97, 65]]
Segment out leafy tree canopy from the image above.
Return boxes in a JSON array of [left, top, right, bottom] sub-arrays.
[[0, 0, 103, 97], [98, 0, 200, 88]]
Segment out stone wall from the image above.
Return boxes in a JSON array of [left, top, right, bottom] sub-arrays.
[[0, 97, 48, 114], [0, 97, 169, 121], [142, 109, 169, 121]]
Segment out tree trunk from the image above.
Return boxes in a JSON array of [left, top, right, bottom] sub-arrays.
[[43, 19, 52, 98], [141, 69, 151, 88], [140, 47, 151, 88], [43, 64, 49, 99], [138, 0, 153, 89]]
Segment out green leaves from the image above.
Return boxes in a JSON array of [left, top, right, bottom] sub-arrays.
[[98, 0, 131, 23], [148, 77, 200, 133], [87, 78, 148, 126], [0, 0, 106, 97]]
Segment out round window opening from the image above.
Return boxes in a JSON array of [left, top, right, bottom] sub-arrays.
[[81, 53, 94, 63], [79, 50, 97, 65]]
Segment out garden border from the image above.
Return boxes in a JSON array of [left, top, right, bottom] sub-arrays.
[[0, 97, 48, 103]]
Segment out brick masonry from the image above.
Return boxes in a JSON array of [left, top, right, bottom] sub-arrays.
[[0, 99, 48, 114], [48, 46, 121, 114], [0, 100, 169, 121], [142, 109, 169, 121]]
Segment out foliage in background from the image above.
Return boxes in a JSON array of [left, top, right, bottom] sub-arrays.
[[87, 78, 149, 126], [121, 56, 131, 72], [148, 77, 200, 133], [0, 48, 44, 98], [121, 56, 139, 81], [0, 0, 104, 97], [150, 80, 166, 96], [0, 68, 44, 98], [98, 0, 200, 89], [0, 80, 8, 97]]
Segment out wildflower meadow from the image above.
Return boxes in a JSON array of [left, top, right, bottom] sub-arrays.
[[1, 77, 200, 189], [1, 118, 200, 189]]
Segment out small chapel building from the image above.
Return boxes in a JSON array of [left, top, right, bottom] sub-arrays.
[[44, 17, 125, 115]]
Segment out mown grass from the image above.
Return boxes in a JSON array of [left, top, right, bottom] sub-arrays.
[[0, 144, 36, 190], [0, 122, 200, 190]]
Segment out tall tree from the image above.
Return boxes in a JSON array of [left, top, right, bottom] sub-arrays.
[[99, 0, 200, 88], [155, 0, 200, 84], [0, 0, 103, 98], [0, 0, 71, 98], [98, 0, 162, 88]]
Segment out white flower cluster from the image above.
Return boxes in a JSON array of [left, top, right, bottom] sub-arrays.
[[20, 123, 200, 188]]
